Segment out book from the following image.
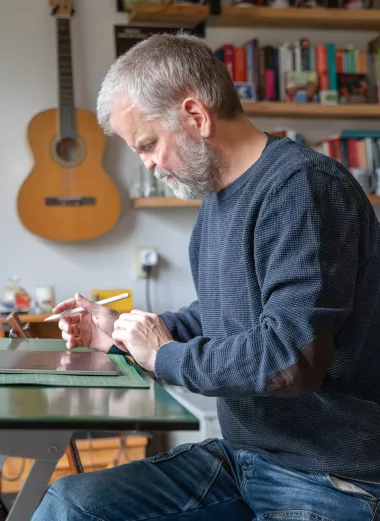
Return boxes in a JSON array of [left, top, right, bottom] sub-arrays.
[[284, 71, 318, 103], [337, 73, 369, 103]]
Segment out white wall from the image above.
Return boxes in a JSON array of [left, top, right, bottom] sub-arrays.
[[1, 0, 379, 312]]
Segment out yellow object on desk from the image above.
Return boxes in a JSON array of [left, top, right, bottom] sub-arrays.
[[90, 289, 133, 313]]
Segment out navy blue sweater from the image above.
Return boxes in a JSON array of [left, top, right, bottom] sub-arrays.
[[155, 136, 380, 480]]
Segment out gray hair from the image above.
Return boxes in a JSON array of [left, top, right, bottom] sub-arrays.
[[97, 31, 243, 134]]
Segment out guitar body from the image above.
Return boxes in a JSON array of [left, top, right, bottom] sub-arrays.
[[18, 108, 121, 241]]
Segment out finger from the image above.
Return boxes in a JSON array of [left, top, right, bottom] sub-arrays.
[[129, 309, 157, 318], [58, 319, 80, 336], [112, 329, 129, 343], [53, 297, 77, 314], [114, 316, 145, 330], [74, 293, 104, 315], [62, 332, 82, 349], [114, 340, 129, 353], [60, 314, 81, 327]]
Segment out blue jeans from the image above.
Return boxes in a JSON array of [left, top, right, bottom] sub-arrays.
[[32, 438, 380, 521]]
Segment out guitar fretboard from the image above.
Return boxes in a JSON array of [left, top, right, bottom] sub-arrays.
[[57, 18, 77, 139]]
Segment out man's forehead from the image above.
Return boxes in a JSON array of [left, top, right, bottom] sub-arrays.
[[110, 95, 157, 145]]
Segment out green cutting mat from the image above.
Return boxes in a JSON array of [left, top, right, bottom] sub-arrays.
[[0, 355, 149, 389]]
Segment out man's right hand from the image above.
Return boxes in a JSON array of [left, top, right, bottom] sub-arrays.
[[54, 293, 119, 352]]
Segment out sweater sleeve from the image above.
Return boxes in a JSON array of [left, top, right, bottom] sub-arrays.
[[155, 168, 362, 397], [159, 300, 202, 343]]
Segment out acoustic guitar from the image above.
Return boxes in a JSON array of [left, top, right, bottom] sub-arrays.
[[17, 0, 121, 242]]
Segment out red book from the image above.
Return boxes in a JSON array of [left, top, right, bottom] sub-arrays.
[[336, 50, 344, 74], [316, 45, 329, 91], [347, 139, 359, 168], [234, 47, 247, 82]]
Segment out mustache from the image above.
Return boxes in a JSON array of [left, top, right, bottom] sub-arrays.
[[154, 167, 175, 180]]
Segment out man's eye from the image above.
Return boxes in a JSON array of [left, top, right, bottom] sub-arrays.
[[144, 142, 156, 152]]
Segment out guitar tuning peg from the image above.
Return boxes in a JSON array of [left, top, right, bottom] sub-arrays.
[[51, 5, 59, 15], [71, 8, 75, 15]]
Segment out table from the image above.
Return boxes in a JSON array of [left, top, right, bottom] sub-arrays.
[[0, 338, 199, 521]]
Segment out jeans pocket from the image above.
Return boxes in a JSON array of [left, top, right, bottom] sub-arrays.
[[255, 511, 336, 521], [147, 443, 194, 464]]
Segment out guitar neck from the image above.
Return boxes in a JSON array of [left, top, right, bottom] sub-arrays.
[[57, 17, 77, 139]]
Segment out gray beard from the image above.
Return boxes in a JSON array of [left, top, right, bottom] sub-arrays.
[[153, 132, 224, 200]]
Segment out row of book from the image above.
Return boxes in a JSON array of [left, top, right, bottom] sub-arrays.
[[215, 36, 380, 104], [276, 129, 380, 194]]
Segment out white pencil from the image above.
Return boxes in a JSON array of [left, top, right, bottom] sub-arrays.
[[44, 292, 130, 322]]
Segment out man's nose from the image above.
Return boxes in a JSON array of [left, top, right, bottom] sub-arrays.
[[143, 158, 156, 171]]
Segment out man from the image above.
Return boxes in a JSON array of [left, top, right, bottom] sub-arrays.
[[33, 33, 380, 521]]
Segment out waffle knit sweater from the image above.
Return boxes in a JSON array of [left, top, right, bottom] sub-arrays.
[[155, 136, 380, 480]]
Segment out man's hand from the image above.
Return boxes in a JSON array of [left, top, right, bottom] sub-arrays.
[[55, 293, 119, 351], [112, 310, 173, 373]]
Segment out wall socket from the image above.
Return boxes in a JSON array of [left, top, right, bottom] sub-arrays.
[[134, 246, 158, 279]]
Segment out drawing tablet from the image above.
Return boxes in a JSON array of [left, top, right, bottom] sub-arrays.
[[0, 351, 120, 376]]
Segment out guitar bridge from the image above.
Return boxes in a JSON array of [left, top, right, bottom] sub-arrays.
[[45, 197, 96, 206]]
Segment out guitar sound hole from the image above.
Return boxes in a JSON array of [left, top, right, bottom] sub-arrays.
[[56, 138, 81, 163]]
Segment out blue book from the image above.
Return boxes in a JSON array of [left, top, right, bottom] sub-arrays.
[[245, 42, 255, 89], [341, 130, 380, 140], [327, 43, 337, 90], [373, 140, 380, 170], [341, 139, 348, 168], [215, 48, 224, 62]]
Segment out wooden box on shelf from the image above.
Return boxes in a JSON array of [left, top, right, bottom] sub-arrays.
[[128, 4, 209, 26]]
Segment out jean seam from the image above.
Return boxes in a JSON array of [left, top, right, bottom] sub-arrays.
[[46, 489, 108, 521], [259, 511, 335, 521], [184, 453, 223, 511], [137, 496, 247, 521]]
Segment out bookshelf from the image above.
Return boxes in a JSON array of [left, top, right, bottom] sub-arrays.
[[128, 4, 209, 26], [132, 197, 201, 208], [242, 102, 380, 120], [127, 4, 380, 31], [215, 6, 380, 31]]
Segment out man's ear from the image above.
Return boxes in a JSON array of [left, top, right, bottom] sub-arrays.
[[181, 97, 212, 138]]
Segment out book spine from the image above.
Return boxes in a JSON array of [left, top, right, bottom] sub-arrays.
[[365, 138, 374, 172], [253, 39, 261, 102], [234, 46, 247, 82], [316, 45, 329, 91], [300, 39, 311, 71], [327, 43, 337, 90], [214, 48, 224, 62], [246, 42, 255, 88], [336, 49, 344, 74]]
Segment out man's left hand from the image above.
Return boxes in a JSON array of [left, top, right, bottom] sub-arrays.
[[112, 310, 174, 373]]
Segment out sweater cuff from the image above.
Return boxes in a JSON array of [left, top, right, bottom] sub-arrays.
[[155, 341, 186, 385]]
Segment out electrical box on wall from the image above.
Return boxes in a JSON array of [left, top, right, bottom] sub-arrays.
[[134, 246, 158, 279]]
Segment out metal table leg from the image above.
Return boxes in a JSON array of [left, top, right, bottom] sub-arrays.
[[0, 430, 73, 521]]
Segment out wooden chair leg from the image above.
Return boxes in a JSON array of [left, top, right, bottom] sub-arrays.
[[65, 438, 84, 474]]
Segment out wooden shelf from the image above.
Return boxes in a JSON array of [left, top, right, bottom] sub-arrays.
[[242, 102, 380, 119], [132, 197, 201, 208], [128, 4, 209, 26], [367, 195, 380, 204], [215, 6, 380, 31]]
